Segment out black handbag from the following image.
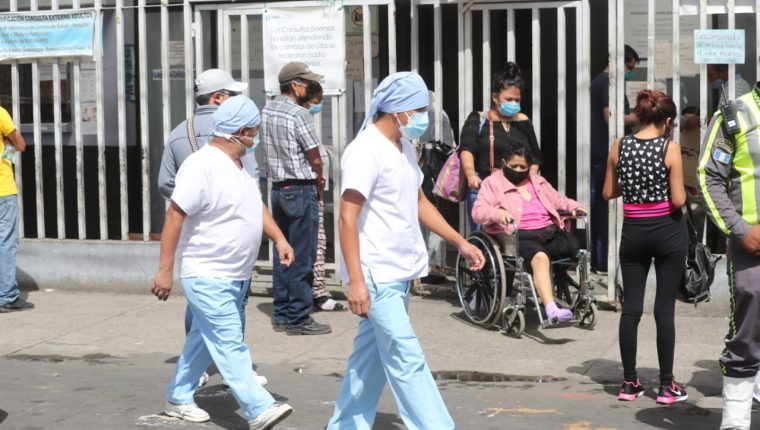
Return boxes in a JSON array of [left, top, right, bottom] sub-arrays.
[[678, 199, 721, 306]]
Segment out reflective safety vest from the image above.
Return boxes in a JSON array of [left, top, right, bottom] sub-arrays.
[[698, 88, 760, 241]]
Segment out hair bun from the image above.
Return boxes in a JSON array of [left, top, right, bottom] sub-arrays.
[[503, 61, 522, 80]]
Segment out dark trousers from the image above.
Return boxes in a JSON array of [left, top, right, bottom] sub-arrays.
[[618, 212, 687, 383], [590, 157, 608, 272], [271, 184, 319, 327], [721, 239, 760, 378]]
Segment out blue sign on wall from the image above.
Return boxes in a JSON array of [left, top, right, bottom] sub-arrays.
[[0, 9, 96, 62]]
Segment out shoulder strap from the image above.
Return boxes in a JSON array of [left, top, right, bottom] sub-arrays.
[[186, 115, 199, 153], [488, 114, 495, 172], [477, 111, 488, 134]]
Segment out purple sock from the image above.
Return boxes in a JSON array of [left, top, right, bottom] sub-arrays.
[[545, 301, 572, 322]]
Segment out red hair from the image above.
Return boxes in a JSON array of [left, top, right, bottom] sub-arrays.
[[633, 90, 676, 125]]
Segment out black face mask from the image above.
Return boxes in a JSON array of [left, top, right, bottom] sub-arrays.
[[503, 166, 530, 184]]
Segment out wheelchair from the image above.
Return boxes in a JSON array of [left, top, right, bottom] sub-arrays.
[[455, 212, 598, 338]]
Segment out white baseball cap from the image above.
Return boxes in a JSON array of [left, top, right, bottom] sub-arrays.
[[194, 69, 248, 95]]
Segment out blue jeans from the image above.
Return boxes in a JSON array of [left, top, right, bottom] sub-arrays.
[[0, 195, 19, 306], [270, 184, 318, 327], [327, 274, 454, 430], [168, 277, 274, 420], [466, 188, 481, 232]]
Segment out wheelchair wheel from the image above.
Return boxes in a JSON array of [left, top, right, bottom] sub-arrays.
[[502, 307, 525, 338], [456, 231, 507, 327], [577, 301, 598, 329]]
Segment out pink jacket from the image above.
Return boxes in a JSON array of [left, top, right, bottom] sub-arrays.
[[472, 171, 582, 236]]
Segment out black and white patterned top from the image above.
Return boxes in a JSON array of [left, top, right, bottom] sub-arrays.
[[615, 135, 670, 204]]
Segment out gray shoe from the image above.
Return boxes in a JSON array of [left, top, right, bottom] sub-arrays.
[[248, 402, 293, 430], [286, 318, 332, 336], [0, 297, 34, 313]]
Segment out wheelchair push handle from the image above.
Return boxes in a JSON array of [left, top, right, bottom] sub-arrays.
[[557, 209, 587, 218]]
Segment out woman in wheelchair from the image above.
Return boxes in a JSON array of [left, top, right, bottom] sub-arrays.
[[472, 147, 586, 324]]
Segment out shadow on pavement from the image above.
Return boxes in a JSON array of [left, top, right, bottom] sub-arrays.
[[634, 404, 721, 429], [566, 359, 660, 396], [195, 384, 291, 430], [374, 411, 405, 429], [685, 359, 723, 398], [255, 302, 275, 319], [0, 409, 7, 424]]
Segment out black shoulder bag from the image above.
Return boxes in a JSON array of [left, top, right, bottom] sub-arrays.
[[678, 197, 721, 306]]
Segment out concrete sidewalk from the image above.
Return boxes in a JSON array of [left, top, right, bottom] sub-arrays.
[[0, 289, 740, 429]]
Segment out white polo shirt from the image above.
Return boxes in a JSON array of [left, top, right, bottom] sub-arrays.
[[172, 144, 263, 280], [340, 123, 428, 283]]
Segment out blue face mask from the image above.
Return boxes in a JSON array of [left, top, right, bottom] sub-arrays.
[[399, 112, 429, 140], [624, 70, 634, 81], [309, 103, 323, 115], [499, 101, 521, 117], [247, 135, 260, 155], [711, 78, 725, 90]]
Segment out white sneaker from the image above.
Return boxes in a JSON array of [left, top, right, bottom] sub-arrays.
[[164, 401, 210, 423], [248, 402, 293, 430], [223, 370, 268, 387], [198, 371, 210, 388], [721, 376, 754, 430]]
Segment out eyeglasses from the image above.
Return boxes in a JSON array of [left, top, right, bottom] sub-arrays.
[[218, 90, 241, 97]]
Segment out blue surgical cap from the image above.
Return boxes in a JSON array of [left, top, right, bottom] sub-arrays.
[[213, 95, 261, 134], [360, 72, 429, 131]]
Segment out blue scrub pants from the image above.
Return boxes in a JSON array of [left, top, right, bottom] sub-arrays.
[[326, 274, 454, 430], [166, 277, 274, 420]]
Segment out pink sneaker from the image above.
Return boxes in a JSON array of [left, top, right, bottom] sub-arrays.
[[618, 379, 645, 401], [656, 381, 688, 405]]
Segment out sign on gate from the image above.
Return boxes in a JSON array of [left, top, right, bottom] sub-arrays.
[[262, 6, 346, 94], [0, 9, 96, 61], [694, 29, 746, 64]]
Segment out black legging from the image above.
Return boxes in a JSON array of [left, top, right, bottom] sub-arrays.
[[618, 211, 687, 384]]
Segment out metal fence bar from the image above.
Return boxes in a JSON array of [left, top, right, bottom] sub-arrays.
[[434, 0, 442, 140], [410, 0, 418, 72], [464, 8, 473, 117], [457, 1, 465, 134], [223, 12, 232, 72], [481, 9, 491, 112], [531, 7, 541, 145], [728, 0, 736, 101], [95, 0, 107, 239], [138, 0, 151, 241], [240, 14, 250, 97], [577, 1, 590, 210], [184, 0, 194, 118], [757, 0, 760, 86], [647, 0, 655, 88], [31, 0, 45, 239], [699, 0, 707, 145], [51, 0, 65, 239], [116, 0, 128, 240], [363, 5, 372, 114], [387, 2, 397, 74], [333, 94, 346, 279], [161, 0, 171, 166], [672, 0, 681, 143], [73, 0, 85, 239], [10, 0, 23, 238], [557, 7, 566, 195], [507, 8, 515, 62], [194, 9, 204, 72]]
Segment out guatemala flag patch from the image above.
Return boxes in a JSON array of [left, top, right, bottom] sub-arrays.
[[713, 149, 731, 164]]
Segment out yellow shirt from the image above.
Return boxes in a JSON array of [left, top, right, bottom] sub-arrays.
[[0, 106, 18, 197]]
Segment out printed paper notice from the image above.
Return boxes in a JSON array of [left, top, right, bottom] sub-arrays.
[[694, 30, 745, 64]]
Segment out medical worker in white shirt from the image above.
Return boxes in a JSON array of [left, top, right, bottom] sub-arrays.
[[151, 95, 294, 430], [326, 72, 486, 430]]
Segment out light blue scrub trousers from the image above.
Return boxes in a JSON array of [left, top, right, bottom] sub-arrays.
[[166, 277, 274, 420], [327, 274, 454, 430]]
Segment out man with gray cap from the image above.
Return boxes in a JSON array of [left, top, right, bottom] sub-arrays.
[[158, 68, 250, 200], [262, 61, 331, 335]]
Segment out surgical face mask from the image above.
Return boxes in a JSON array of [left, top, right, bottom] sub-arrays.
[[398, 112, 429, 140], [499, 101, 521, 117], [624, 70, 634, 81], [214, 130, 257, 155], [502, 165, 530, 185], [309, 103, 323, 115], [711, 78, 725, 90]]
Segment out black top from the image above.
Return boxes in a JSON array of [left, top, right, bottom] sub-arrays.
[[590, 71, 631, 159], [458, 111, 543, 179], [615, 135, 670, 204]]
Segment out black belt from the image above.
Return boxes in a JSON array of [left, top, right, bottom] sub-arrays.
[[272, 179, 316, 189]]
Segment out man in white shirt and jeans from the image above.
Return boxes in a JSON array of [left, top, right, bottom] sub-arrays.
[[326, 72, 485, 429], [151, 95, 293, 430]]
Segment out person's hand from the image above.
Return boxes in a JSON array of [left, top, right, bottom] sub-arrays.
[[572, 207, 588, 217], [742, 225, 760, 255], [151, 270, 173, 301], [467, 174, 481, 189], [458, 242, 485, 271], [496, 208, 512, 224], [347, 279, 371, 318], [275, 239, 294, 267]]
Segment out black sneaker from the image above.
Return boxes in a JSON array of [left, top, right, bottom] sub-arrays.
[[420, 274, 446, 284], [272, 320, 287, 332], [656, 381, 688, 405], [0, 297, 34, 313], [618, 379, 645, 401], [286, 318, 332, 336]]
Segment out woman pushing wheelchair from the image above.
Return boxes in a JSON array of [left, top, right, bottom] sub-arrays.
[[472, 146, 587, 324]]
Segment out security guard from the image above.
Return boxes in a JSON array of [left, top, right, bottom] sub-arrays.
[[698, 83, 760, 430]]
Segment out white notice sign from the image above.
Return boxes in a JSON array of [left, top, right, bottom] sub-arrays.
[[262, 6, 346, 94]]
